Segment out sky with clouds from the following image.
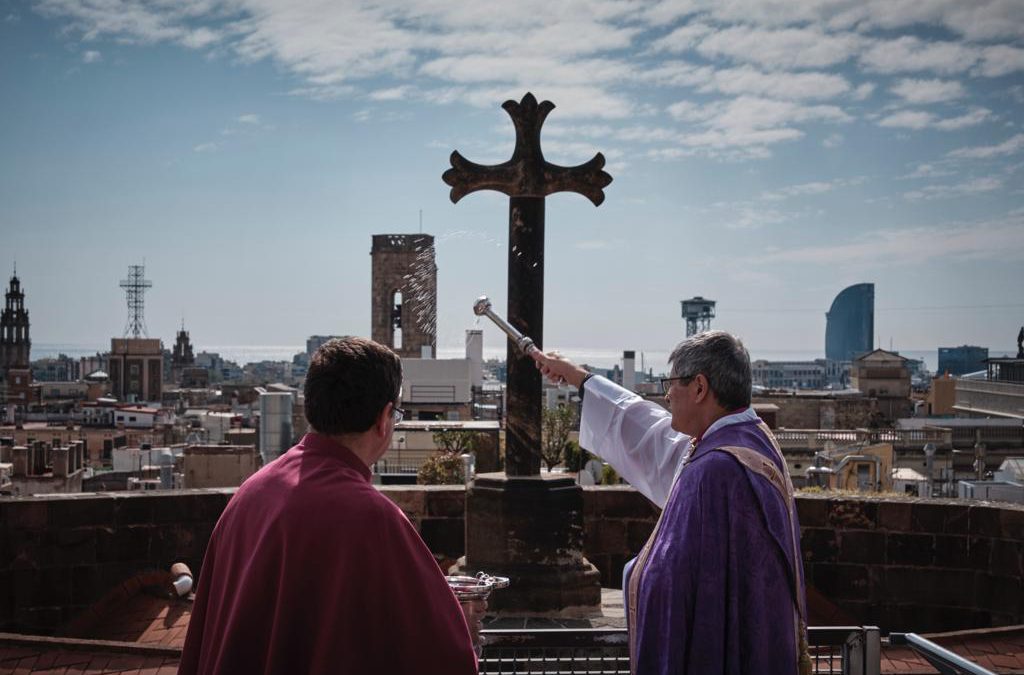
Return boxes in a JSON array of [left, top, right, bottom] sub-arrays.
[[1, 0, 1023, 366]]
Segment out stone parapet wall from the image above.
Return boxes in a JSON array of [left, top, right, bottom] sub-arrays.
[[799, 493, 1024, 633], [0, 486, 467, 636], [581, 486, 659, 587], [379, 485, 466, 570], [752, 395, 875, 430], [1, 486, 1022, 635], [0, 490, 234, 635]]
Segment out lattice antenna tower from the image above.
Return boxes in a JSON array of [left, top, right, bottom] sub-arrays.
[[119, 264, 152, 338]]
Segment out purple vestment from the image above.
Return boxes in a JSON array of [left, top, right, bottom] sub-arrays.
[[627, 418, 806, 675]]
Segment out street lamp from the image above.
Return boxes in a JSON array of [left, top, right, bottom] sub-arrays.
[[395, 435, 405, 472]]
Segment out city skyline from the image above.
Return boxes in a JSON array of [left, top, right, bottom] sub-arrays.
[[2, 1, 1023, 358]]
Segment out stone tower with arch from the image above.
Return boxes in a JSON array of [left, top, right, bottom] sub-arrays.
[[370, 234, 437, 359]]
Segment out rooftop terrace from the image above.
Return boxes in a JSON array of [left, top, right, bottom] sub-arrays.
[[1, 486, 1022, 672]]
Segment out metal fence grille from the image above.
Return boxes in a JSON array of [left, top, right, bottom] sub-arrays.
[[480, 629, 628, 674], [479, 626, 882, 675]]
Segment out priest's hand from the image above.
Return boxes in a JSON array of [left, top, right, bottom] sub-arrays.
[[531, 350, 589, 388], [459, 598, 487, 650]]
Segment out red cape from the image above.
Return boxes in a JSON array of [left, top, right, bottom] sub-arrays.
[[180, 433, 477, 675]]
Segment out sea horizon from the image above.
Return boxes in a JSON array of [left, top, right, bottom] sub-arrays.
[[29, 342, 1018, 374]]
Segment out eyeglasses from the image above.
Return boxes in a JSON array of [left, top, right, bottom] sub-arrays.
[[660, 375, 695, 395], [391, 406, 406, 424]]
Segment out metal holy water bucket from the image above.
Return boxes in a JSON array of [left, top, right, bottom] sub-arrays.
[[446, 572, 509, 656], [446, 571, 510, 602]]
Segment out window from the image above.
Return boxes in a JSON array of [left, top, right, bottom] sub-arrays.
[[129, 416, 137, 422]]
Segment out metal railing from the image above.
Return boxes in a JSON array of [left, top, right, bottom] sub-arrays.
[[888, 633, 996, 675], [950, 425, 1024, 449], [372, 458, 421, 474], [479, 626, 882, 674], [807, 626, 881, 675], [480, 628, 627, 674]]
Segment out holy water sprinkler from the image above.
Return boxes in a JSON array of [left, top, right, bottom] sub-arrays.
[[473, 295, 538, 356]]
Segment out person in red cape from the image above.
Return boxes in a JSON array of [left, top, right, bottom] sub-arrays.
[[180, 337, 478, 675]]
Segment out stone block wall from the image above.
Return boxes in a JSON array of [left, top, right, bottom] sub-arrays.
[[752, 395, 875, 430], [799, 493, 1024, 633], [2, 486, 1022, 636], [581, 489, 1024, 632], [0, 486, 466, 636], [0, 490, 234, 634], [379, 485, 467, 571], [582, 486, 659, 587], [369, 234, 437, 358]]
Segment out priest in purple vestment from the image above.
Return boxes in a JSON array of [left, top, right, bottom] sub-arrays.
[[533, 331, 809, 675], [181, 337, 478, 675]]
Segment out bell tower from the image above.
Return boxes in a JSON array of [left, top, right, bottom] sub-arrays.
[[0, 269, 31, 373], [171, 320, 195, 384], [370, 234, 437, 358]]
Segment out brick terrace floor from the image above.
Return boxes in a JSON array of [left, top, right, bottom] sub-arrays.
[[70, 594, 192, 648], [880, 625, 1024, 674], [0, 634, 180, 674]]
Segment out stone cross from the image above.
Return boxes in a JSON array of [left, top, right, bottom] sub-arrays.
[[443, 93, 612, 476]]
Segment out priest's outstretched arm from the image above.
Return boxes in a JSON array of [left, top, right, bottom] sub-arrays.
[[532, 351, 690, 508]]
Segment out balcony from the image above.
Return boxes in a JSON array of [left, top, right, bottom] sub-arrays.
[[954, 379, 1024, 420], [774, 427, 953, 452]]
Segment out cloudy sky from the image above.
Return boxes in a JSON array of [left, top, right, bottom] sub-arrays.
[[2, 0, 1023, 364]]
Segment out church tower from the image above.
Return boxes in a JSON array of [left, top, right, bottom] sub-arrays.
[[0, 270, 31, 373], [171, 322, 195, 384], [370, 234, 437, 358]]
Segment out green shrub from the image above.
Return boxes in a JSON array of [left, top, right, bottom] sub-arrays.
[[600, 463, 620, 485], [417, 451, 465, 485]]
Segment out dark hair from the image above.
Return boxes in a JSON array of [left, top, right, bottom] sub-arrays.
[[304, 337, 402, 434], [668, 330, 752, 410]]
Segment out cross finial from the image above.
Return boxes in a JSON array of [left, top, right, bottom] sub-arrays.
[[442, 92, 612, 206]]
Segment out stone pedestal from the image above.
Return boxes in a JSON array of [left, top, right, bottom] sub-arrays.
[[452, 472, 602, 617]]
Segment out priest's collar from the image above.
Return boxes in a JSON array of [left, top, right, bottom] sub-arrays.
[[688, 406, 759, 458]]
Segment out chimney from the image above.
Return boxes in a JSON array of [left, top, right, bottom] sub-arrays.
[[72, 440, 85, 472], [12, 446, 28, 478], [623, 350, 636, 392], [32, 441, 46, 475], [52, 447, 69, 478], [466, 329, 483, 389]]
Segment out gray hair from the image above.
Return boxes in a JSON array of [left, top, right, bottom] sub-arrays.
[[668, 331, 752, 410]]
